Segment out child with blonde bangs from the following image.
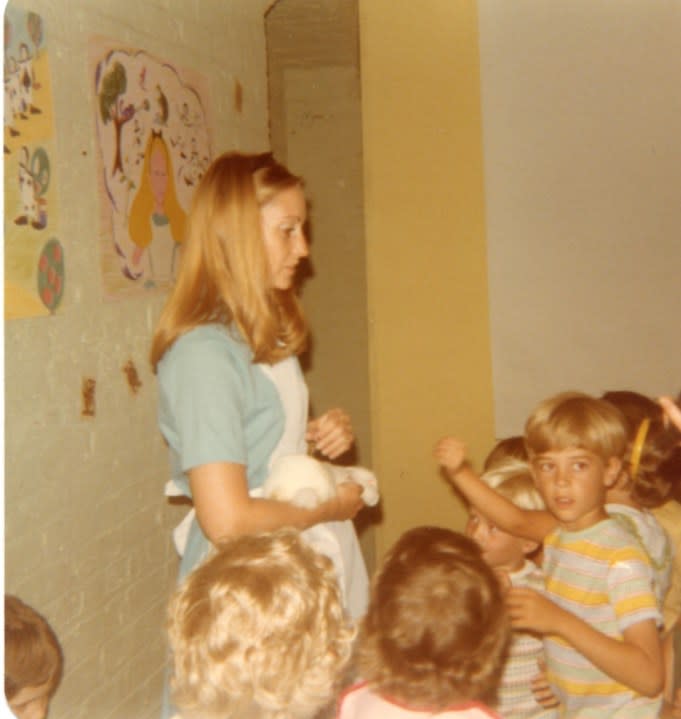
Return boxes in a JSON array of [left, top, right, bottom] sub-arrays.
[[167, 528, 356, 719], [436, 392, 665, 717], [337, 526, 509, 719], [465, 460, 556, 719]]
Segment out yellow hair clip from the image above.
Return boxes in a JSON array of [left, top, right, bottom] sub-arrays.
[[629, 418, 650, 481]]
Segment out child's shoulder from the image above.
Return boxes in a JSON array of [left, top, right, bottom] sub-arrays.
[[549, 519, 653, 562]]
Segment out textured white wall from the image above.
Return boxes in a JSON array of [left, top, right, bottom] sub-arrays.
[[4, 1, 271, 717]]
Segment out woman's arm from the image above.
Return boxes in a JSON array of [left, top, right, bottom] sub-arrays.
[[508, 587, 664, 697], [433, 436, 555, 543], [189, 461, 365, 543]]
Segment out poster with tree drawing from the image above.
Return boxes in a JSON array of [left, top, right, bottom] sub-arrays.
[[4, 7, 64, 319], [89, 38, 213, 298]]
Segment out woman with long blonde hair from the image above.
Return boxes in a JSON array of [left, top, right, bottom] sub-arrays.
[[153, 152, 370, 718]]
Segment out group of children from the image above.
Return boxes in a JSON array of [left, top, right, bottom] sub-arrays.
[[433, 390, 681, 719], [157, 389, 681, 719], [6, 390, 681, 719]]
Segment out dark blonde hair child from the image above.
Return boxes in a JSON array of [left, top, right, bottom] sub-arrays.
[[5, 595, 64, 719], [166, 528, 355, 719], [337, 526, 510, 719], [602, 390, 681, 631]]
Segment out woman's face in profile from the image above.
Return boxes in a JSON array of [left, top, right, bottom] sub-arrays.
[[260, 185, 308, 290]]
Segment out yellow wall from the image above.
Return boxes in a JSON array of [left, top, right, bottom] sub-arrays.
[[358, 0, 496, 556]]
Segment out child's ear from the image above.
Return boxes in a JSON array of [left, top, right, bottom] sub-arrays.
[[604, 457, 623, 488]]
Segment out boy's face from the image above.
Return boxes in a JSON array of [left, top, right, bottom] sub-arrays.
[[8, 680, 52, 719], [531, 447, 620, 531], [466, 507, 532, 572]]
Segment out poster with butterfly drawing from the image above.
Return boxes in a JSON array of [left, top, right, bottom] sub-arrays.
[[4, 7, 64, 319], [89, 38, 213, 299]]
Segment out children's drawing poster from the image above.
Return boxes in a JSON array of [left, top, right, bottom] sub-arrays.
[[4, 7, 63, 319], [89, 38, 213, 299]]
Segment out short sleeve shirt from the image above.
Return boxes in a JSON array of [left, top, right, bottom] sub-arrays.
[[157, 324, 285, 494]]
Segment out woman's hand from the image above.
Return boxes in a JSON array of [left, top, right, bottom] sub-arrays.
[[323, 480, 365, 521], [306, 408, 354, 459]]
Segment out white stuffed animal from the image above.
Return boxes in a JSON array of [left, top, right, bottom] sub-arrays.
[[262, 454, 380, 510]]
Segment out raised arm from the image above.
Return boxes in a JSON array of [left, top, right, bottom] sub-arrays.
[[190, 461, 364, 543], [433, 436, 554, 544], [508, 586, 664, 697]]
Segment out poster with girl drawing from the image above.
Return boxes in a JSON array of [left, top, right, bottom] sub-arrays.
[[90, 39, 213, 298], [4, 7, 63, 319]]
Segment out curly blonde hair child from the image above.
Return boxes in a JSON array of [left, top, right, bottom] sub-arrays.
[[166, 528, 355, 719]]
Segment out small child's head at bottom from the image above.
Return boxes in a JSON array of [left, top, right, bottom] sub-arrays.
[[467, 459, 544, 572], [167, 528, 355, 719], [357, 526, 510, 710], [4, 595, 64, 719]]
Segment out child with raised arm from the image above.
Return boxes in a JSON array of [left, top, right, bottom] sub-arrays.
[[435, 389, 680, 625], [337, 526, 509, 719], [436, 392, 665, 717], [167, 528, 356, 719], [465, 459, 557, 719]]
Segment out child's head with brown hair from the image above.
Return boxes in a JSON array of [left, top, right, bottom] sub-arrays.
[[524, 392, 628, 531], [5, 595, 63, 719], [167, 528, 355, 719], [601, 390, 681, 508], [483, 435, 528, 472], [357, 526, 509, 710]]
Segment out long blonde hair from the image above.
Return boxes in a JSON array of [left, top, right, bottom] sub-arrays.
[[150, 152, 308, 370], [128, 131, 186, 249]]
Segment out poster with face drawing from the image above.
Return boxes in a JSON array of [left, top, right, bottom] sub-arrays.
[[89, 39, 213, 298], [4, 7, 64, 319]]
